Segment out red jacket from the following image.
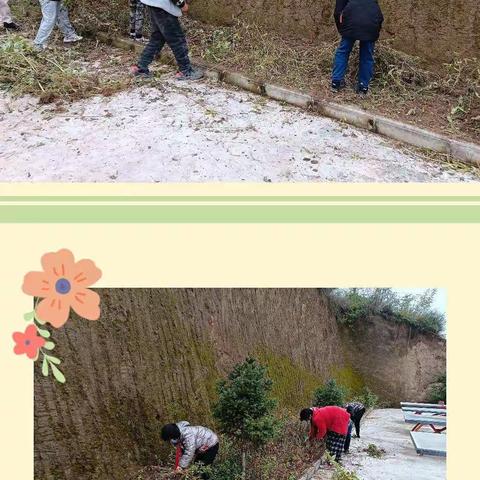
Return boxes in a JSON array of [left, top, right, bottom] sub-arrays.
[[309, 406, 350, 439]]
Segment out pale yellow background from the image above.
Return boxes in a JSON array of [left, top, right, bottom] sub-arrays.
[[1, 183, 476, 478]]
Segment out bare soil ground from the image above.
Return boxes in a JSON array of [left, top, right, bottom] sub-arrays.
[[2, 75, 479, 182], [5, 0, 480, 146], [1, 13, 478, 182]]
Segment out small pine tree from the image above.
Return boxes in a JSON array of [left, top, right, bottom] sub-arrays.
[[313, 379, 347, 407], [213, 357, 280, 478]]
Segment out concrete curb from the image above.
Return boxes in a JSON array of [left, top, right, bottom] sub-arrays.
[[98, 33, 480, 166]]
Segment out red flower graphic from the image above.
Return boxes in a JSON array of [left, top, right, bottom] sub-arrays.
[[13, 324, 46, 359]]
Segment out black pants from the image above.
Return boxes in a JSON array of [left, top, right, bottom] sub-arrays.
[[352, 407, 366, 437], [137, 6, 191, 74], [195, 443, 219, 479]]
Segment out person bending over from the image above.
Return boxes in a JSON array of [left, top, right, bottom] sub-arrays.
[[300, 406, 350, 463], [345, 401, 366, 438], [161, 421, 219, 479]]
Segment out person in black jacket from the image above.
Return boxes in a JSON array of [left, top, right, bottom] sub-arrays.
[[331, 0, 384, 94], [345, 402, 366, 438]]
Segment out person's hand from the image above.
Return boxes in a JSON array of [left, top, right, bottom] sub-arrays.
[[181, 3, 189, 13]]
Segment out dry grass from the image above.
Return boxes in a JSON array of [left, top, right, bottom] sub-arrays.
[[6, 1, 480, 142], [184, 18, 479, 142], [0, 34, 131, 103]]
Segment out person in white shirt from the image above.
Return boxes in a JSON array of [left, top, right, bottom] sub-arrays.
[[161, 421, 219, 479], [130, 0, 203, 81]]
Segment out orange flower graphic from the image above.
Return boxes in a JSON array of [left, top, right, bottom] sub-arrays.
[[22, 249, 102, 328], [13, 324, 46, 359]]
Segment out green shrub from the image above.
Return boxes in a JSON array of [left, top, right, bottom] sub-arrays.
[[332, 466, 360, 480], [326, 453, 359, 480], [331, 288, 446, 335], [313, 379, 347, 407], [352, 387, 378, 409], [336, 290, 371, 327], [428, 373, 446, 403]]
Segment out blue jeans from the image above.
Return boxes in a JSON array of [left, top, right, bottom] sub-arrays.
[[343, 420, 353, 452], [138, 6, 191, 74], [332, 37, 376, 89], [34, 0, 76, 47]]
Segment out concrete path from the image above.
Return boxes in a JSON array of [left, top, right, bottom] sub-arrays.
[[330, 409, 446, 480], [1, 78, 477, 182]]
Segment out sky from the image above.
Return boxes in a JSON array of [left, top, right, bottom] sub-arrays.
[[393, 288, 447, 336], [393, 288, 447, 315]]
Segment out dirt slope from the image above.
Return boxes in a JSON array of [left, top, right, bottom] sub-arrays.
[[34, 289, 445, 479], [190, 0, 480, 65]]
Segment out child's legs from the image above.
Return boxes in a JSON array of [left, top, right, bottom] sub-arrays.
[[137, 7, 165, 71], [129, 0, 137, 32], [0, 0, 13, 23], [358, 41, 375, 88], [158, 11, 191, 74], [34, 0, 59, 46], [130, 0, 144, 35], [135, 2, 145, 36], [332, 37, 355, 82], [56, 2, 76, 38]]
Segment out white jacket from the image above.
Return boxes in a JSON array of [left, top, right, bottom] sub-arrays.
[[176, 421, 219, 468], [140, 0, 182, 17]]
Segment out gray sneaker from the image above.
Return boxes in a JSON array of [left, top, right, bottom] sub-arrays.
[[64, 34, 83, 44], [33, 43, 48, 52], [175, 68, 204, 81]]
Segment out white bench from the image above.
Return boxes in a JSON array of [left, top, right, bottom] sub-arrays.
[[401, 402, 446, 409], [404, 412, 447, 433], [410, 431, 446, 457], [402, 407, 447, 415]]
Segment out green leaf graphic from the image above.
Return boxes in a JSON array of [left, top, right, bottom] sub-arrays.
[[37, 328, 51, 338], [43, 341, 55, 350], [34, 312, 46, 325], [50, 364, 66, 384], [45, 355, 61, 365], [41, 356, 49, 377], [24, 311, 34, 321]]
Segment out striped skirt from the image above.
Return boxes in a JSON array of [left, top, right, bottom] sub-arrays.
[[326, 431, 347, 461]]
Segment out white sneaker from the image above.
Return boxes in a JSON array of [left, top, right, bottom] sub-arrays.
[[33, 43, 48, 51], [64, 34, 83, 44]]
